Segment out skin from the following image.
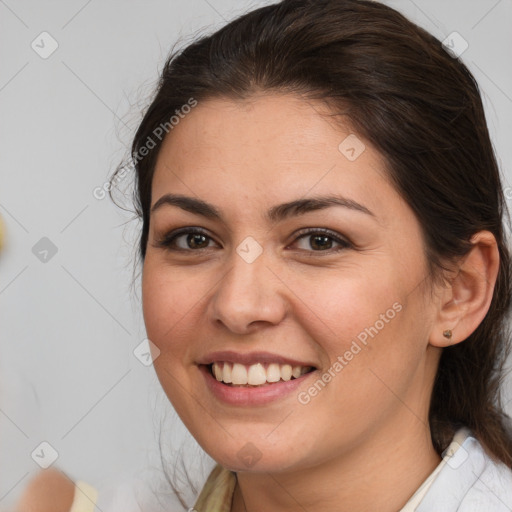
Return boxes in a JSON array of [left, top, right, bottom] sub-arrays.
[[16, 469, 75, 512], [142, 93, 499, 512]]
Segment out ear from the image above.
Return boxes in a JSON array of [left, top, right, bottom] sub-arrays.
[[429, 231, 500, 348]]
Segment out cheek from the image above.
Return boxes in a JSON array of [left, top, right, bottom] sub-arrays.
[[141, 260, 208, 422], [291, 265, 424, 399], [141, 260, 201, 354], [319, 280, 429, 422], [291, 265, 403, 354]]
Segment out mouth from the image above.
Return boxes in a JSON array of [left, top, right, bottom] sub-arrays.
[[205, 361, 316, 387], [197, 350, 319, 405]]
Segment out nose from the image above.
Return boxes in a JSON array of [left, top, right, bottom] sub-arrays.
[[208, 246, 288, 334]]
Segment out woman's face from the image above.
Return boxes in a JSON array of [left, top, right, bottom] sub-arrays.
[[142, 93, 441, 472]]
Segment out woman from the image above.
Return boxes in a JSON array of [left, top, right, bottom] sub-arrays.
[[19, 0, 512, 510], [127, 0, 512, 509]]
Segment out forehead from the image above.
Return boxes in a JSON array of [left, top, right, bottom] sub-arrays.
[[151, 94, 396, 222], [156, 93, 354, 167]]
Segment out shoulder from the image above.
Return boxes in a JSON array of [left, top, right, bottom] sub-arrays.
[[417, 429, 512, 512], [458, 435, 512, 511]]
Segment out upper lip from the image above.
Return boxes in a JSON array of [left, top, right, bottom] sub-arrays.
[[197, 350, 317, 368]]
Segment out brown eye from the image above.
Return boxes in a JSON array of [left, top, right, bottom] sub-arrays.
[[154, 227, 351, 255], [184, 233, 210, 249], [291, 228, 352, 254], [156, 228, 218, 251]]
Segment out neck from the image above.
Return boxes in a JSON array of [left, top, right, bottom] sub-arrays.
[[230, 419, 442, 512]]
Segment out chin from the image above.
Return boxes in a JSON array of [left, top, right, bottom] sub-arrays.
[[198, 437, 307, 474]]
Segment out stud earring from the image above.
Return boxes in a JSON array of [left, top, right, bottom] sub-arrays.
[[443, 329, 452, 339]]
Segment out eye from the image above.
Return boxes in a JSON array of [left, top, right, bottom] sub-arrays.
[[289, 228, 352, 254], [154, 227, 352, 254], [154, 227, 218, 252]]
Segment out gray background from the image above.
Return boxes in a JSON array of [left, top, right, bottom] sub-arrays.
[[0, 0, 511, 509]]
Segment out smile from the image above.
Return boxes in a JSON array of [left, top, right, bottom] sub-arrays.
[[210, 361, 314, 387]]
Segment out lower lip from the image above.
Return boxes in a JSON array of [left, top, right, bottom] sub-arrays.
[[199, 364, 316, 406]]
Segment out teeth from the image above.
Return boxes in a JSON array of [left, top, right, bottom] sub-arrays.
[[231, 363, 248, 385], [247, 363, 267, 385], [292, 366, 302, 378], [213, 363, 223, 381], [281, 364, 292, 381], [267, 363, 281, 383], [223, 362, 232, 383], [211, 361, 313, 386]]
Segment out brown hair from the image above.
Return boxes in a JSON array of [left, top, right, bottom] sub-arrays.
[[111, 0, 512, 470]]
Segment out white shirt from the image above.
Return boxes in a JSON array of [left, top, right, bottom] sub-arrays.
[[402, 427, 512, 511]]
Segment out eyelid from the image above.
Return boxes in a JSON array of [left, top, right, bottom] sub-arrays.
[[289, 227, 352, 253], [291, 227, 350, 244], [153, 226, 353, 254], [153, 226, 218, 251]]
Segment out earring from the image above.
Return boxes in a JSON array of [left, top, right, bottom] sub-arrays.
[[443, 330, 452, 339]]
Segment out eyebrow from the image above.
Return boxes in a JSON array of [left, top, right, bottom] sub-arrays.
[[150, 193, 376, 223]]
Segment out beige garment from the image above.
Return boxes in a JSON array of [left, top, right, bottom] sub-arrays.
[[69, 481, 99, 512], [193, 464, 237, 512]]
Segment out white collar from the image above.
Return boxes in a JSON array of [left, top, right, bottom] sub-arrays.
[[400, 427, 472, 511]]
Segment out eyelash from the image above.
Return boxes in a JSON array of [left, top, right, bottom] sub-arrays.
[[154, 227, 352, 255]]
